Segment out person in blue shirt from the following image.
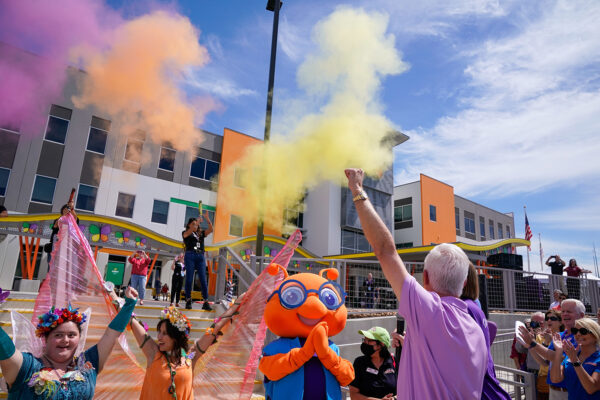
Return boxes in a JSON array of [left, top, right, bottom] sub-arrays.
[[550, 318, 600, 399], [520, 298, 586, 398]]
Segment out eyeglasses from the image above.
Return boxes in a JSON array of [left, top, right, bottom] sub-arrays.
[[545, 316, 560, 321], [572, 327, 592, 336], [267, 279, 346, 310]]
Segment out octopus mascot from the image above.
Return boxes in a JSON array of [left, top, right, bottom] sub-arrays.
[[259, 264, 355, 400]]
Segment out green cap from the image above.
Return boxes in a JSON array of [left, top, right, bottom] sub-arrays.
[[358, 326, 391, 348]]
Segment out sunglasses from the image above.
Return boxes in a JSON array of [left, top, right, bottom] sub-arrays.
[[572, 327, 593, 336], [545, 316, 560, 321]]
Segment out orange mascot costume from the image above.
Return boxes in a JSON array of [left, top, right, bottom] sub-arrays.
[[259, 264, 354, 400]]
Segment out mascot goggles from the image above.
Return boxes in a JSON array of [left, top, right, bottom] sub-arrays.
[[268, 279, 346, 310]]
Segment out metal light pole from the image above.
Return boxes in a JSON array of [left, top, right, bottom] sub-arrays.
[[256, 0, 282, 257]]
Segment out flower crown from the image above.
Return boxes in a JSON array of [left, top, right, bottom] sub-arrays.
[[160, 306, 192, 337], [36, 304, 87, 337]]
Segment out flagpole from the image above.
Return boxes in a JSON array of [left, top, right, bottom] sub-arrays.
[[539, 233, 543, 271], [525, 206, 530, 272]]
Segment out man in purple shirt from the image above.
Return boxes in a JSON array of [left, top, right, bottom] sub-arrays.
[[345, 168, 487, 399]]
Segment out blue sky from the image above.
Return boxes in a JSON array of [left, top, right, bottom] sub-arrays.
[[106, 0, 600, 273]]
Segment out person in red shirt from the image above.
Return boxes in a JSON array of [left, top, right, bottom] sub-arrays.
[[129, 250, 150, 305], [564, 259, 591, 301]]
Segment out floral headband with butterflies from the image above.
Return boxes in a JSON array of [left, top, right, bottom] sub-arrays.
[[160, 306, 192, 337]]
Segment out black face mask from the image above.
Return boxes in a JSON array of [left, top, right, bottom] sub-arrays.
[[361, 342, 376, 357]]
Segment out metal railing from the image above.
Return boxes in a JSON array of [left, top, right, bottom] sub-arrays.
[[211, 255, 600, 315]]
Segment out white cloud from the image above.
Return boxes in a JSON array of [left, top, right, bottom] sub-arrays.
[[535, 196, 600, 231], [183, 69, 258, 100], [394, 0, 600, 198]]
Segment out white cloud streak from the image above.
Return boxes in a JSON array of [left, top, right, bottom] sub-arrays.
[[395, 0, 600, 198]]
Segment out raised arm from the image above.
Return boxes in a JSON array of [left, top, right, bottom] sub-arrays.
[[563, 340, 600, 394], [345, 169, 409, 300], [0, 327, 23, 387], [518, 325, 555, 361], [96, 287, 138, 372], [549, 333, 565, 384], [129, 310, 158, 363], [202, 211, 213, 236]]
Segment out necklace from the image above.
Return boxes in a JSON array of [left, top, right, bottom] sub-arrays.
[[162, 351, 179, 399]]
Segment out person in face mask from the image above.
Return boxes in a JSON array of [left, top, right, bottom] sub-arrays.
[[349, 327, 397, 400]]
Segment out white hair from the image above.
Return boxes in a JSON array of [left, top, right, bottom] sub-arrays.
[[562, 298, 586, 315], [424, 243, 469, 297], [531, 312, 545, 320]]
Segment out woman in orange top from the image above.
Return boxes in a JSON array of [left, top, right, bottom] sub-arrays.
[[129, 301, 241, 399]]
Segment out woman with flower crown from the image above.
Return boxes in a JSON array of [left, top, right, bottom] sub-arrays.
[[0, 287, 139, 399], [129, 296, 243, 399]]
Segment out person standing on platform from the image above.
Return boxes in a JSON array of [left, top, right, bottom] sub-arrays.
[[547, 255, 567, 294], [182, 211, 213, 311], [128, 250, 150, 305]]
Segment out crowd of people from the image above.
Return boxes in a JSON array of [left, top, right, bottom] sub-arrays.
[[344, 168, 600, 400]]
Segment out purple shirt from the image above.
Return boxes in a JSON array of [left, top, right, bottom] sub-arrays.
[[397, 276, 487, 399], [464, 299, 511, 400]]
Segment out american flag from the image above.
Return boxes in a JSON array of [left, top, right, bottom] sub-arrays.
[[525, 213, 533, 250]]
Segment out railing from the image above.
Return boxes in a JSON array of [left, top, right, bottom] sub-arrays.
[[211, 256, 600, 315]]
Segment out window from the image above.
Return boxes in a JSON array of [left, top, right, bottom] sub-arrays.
[[489, 219, 495, 239], [498, 222, 503, 239], [284, 208, 304, 229], [75, 184, 98, 212], [234, 167, 246, 188], [229, 215, 243, 237], [124, 138, 143, 164], [185, 206, 200, 226], [0, 168, 10, 196], [115, 193, 135, 218], [480, 217, 486, 240], [44, 116, 69, 144], [396, 242, 413, 249], [506, 226, 511, 238], [429, 205, 437, 222], [341, 229, 371, 254], [455, 207, 460, 231], [393, 197, 412, 230], [86, 127, 108, 154], [151, 200, 169, 224], [190, 156, 220, 181], [464, 211, 475, 235], [158, 147, 176, 171], [31, 175, 56, 204]]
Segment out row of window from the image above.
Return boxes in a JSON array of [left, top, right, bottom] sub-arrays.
[[0, 168, 9, 197], [455, 207, 511, 240], [43, 106, 220, 182], [26, 173, 247, 236]]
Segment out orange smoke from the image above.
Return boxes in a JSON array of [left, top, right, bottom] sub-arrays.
[[72, 11, 216, 152]]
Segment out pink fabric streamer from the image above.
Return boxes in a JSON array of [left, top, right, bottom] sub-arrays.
[[193, 230, 303, 399], [32, 214, 145, 398]]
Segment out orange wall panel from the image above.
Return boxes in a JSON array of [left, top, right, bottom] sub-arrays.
[[420, 174, 456, 246], [213, 128, 282, 244]]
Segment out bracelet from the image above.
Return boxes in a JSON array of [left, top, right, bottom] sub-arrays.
[[140, 334, 152, 349], [529, 341, 537, 348], [195, 340, 206, 354], [573, 361, 582, 367]]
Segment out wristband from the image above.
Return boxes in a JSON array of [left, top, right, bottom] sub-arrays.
[[573, 361, 582, 367], [108, 297, 137, 332], [529, 341, 537, 348], [0, 327, 16, 360]]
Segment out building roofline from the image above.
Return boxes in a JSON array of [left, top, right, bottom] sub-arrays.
[[223, 127, 263, 141], [454, 194, 514, 220]]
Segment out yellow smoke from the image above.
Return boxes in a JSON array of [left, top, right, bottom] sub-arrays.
[[218, 8, 408, 231], [72, 11, 215, 153]]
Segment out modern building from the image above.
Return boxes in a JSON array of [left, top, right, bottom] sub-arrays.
[[0, 42, 408, 291], [392, 174, 521, 263]]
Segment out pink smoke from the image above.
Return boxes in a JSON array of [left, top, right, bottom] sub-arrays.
[[0, 0, 119, 132]]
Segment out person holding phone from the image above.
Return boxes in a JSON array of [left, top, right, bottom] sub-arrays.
[[128, 250, 150, 305], [182, 211, 213, 311]]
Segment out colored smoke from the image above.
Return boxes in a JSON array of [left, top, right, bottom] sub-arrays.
[[72, 10, 215, 153], [0, 0, 115, 132], [1, 1, 214, 153], [218, 8, 408, 231]]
